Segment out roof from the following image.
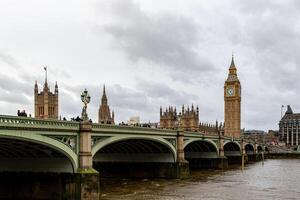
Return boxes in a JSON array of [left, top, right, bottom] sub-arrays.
[[281, 113, 300, 120], [280, 105, 300, 121]]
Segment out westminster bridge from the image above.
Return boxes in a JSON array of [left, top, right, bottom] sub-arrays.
[[0, 115, 264, 199]]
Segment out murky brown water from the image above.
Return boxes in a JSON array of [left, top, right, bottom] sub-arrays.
[[100, 159, 300, 200]]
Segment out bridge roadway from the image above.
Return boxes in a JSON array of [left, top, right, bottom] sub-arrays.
[[0, 115, 264, 199]]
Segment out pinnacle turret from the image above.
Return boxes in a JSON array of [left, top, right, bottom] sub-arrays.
[[55, 81, 58, 94]]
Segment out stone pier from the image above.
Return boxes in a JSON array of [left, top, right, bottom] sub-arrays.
[[77, 122, 100, 200], [175, 131, 190, 178], [218, 134, 228, 169]]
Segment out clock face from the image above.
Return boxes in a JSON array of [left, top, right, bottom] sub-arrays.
[[227, 87, 234, 96]]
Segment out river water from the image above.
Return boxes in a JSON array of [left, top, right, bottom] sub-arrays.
[[100, 159, 300, 200]]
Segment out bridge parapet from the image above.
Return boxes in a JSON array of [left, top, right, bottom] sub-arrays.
[[0, 115, 79, 131], [184, 131, 219, 138], [92, 123, 177, 136]]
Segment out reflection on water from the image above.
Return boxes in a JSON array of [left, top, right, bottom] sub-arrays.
[[100, 159, 300, 200]]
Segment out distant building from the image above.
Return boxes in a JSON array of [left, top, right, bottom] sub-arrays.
[[160, 105, 199, 131], [279, 105, 300, 146], [199, 121, 222, 134], [159, 106, 178, 129], [243, 130, 266, 135], [178, 105, 199, 131], [159, 105, 221, 133], [34, 72, 58, 119], [98, 85, 115, 124], [244, 130, 279, 145], [128, 116, 140, 126]]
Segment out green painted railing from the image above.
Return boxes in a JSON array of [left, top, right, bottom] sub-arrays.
[[0, 115, 79, 131], [92, 123, 177, 136]]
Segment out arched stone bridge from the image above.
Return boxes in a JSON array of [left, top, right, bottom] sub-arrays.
[[0, 115, 264, 175]]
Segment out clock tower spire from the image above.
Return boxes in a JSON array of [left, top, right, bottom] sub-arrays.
[[224, 55, 241, 138]]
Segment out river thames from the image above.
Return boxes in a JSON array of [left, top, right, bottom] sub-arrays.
[[101, 159, 300, 200]]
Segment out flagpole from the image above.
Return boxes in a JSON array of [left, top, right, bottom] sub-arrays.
[[44, 66, 47, 83]]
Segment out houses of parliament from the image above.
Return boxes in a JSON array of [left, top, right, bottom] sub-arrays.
[[33, 56, 241, 137]]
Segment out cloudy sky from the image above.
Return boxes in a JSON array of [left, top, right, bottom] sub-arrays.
[[1, 0, 300, 131]]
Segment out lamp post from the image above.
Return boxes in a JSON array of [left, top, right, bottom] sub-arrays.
[[81, 89, 91, 122]]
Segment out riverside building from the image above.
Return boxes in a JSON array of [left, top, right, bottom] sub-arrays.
[[279, 105, 300, 146]]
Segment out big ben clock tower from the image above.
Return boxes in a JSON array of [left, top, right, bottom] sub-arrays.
[[224, 55, 241, 138]]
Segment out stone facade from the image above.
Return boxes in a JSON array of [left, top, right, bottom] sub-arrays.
[[34, 80, 58, 119], [279, 105, 300, 146], [178, 105, 199, 131], [199, 121, 223, 134], [98, 85, 115, 124], [224, 56, 241, 138], [160, 105, 223, 134], [160, 106, 178, 129]]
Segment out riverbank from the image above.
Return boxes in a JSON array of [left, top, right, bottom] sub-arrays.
[[265, 152, 300, 159]]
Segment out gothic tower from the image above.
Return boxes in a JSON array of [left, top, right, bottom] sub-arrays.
[[224, 55, 241, 137], [98, 85, 115, 124], [34, 68, 59, 119]]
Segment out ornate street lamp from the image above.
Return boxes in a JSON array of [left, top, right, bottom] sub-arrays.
[[81, 88, 91, 122]]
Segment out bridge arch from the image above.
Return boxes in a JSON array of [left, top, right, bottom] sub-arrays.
[[92, 135, 177, 163], [0, 131, 78, 172], [184, 139, 219, 159], [244, 143, 255, 155], [257, 145, 263, 152], [265, 146, 269, 152], [223, 141, 241, 157], [184, 138, 219, 151]]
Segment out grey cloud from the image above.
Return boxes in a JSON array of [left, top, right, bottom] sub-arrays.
[[0, 89, 31, 105], [96, 0, 216, 81], [0, 53, 21, 69], [230, 0, 300, 91], [135, 79, 200, 106], [0, 74, 32, 106], [0, 73, 32, 96]]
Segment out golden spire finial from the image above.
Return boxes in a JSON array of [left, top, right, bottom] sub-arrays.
[[230, 52, 236, 69]]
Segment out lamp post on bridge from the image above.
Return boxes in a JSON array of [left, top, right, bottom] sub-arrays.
[[78, 89, 100, 199], [81, 89, 91, 122]]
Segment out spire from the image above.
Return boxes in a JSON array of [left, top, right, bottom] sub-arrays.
[[228, 53, 238, 77], [101, 84, 108, 105], [230, 53, 236, 69], [103, 84, 106, 96], [55, 81, 58, 94], [34, 80, 38, 94], [160, 106, 162, 117]]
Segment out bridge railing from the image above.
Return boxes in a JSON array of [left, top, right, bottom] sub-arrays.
[[92, 123, 178, 135], [0, 115, 79, 131], [184, 130, 219, 138]]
